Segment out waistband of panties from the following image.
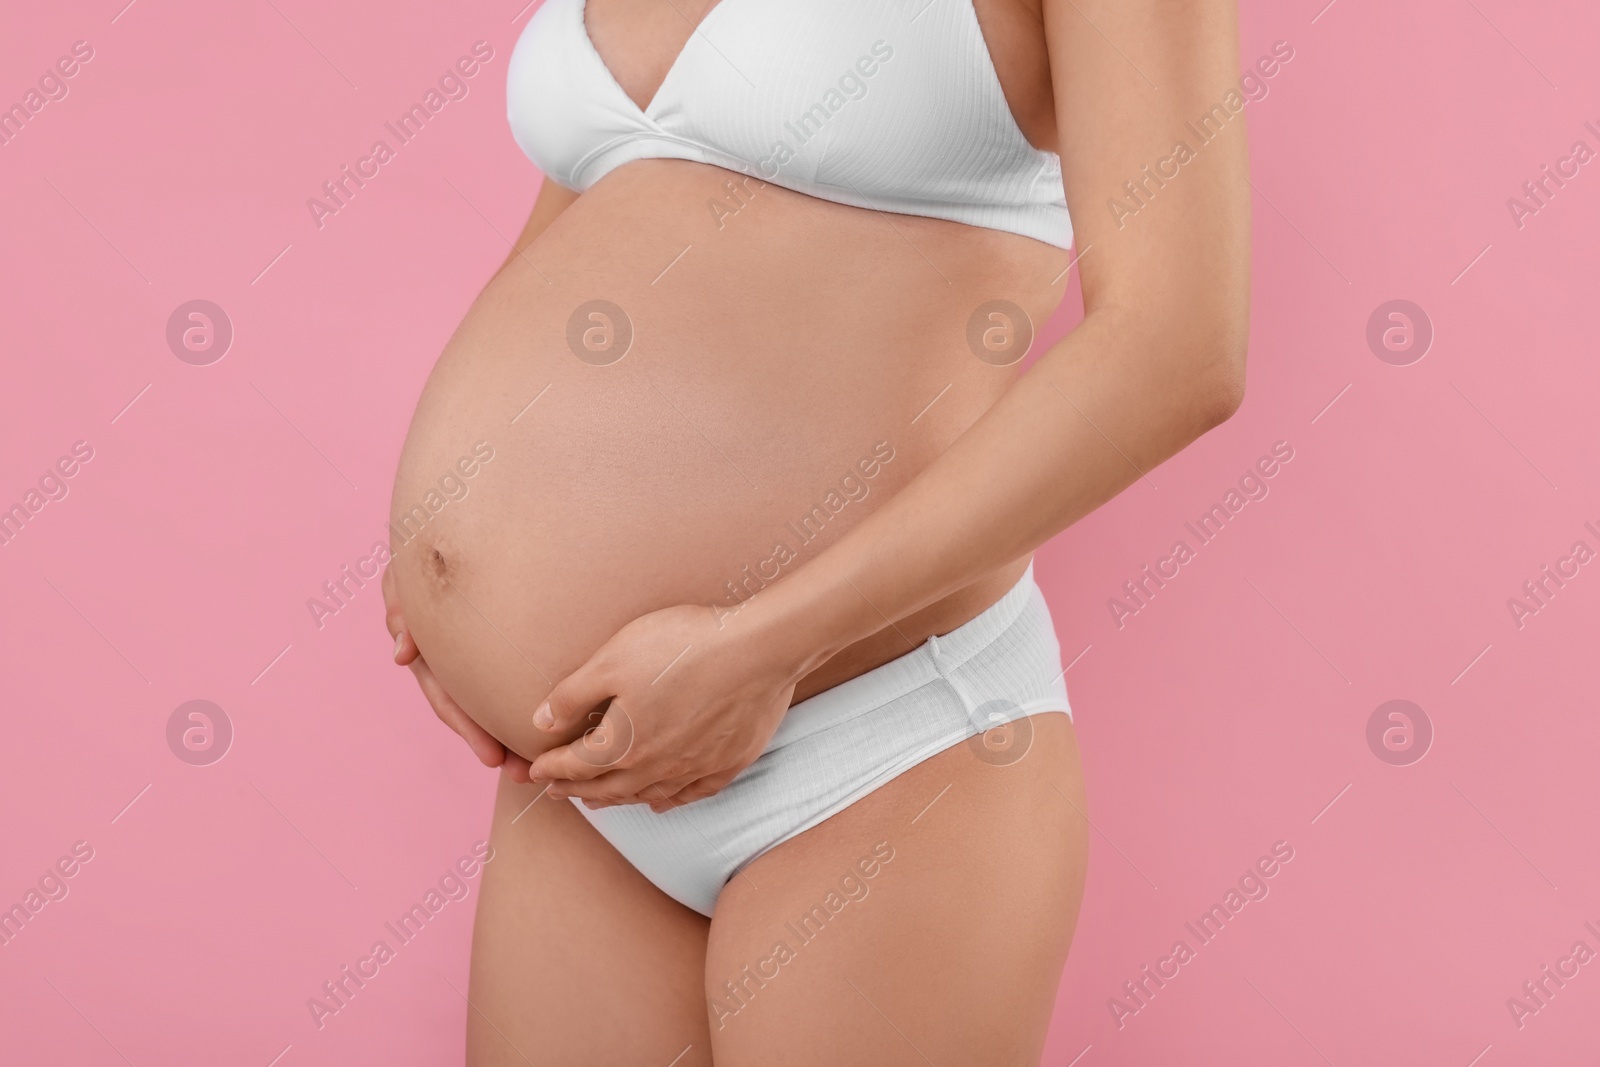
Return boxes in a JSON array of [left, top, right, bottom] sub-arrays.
[[765, 560, 1043, 753]]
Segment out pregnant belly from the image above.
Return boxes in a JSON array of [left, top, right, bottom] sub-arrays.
[[388, 160, 1067, 761]]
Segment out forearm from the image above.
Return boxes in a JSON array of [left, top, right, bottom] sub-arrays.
[[751, 304, 1244, 678]]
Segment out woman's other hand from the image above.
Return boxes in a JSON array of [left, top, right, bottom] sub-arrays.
[[526, 603, 802, 813], [382, 562, 533, 783]]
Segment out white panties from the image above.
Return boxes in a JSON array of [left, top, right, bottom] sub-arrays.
[[571, 563, 1073, 916]]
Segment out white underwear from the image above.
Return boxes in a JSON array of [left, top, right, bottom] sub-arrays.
[[570, 563, 1072, 916]]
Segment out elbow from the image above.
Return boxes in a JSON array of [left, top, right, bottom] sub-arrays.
[[1119, 301, 1247, 432], [1195, 313, 1249, 427], [1203, 357, 1247, 427], [1170, 332, 1246, 434]]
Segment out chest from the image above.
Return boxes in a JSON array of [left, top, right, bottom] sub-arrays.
[[582, 0, 1057, 152]]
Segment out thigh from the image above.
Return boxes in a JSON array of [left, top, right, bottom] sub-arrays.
[[705, 713, 1089, 1067], [467, 772, 714, 1066]]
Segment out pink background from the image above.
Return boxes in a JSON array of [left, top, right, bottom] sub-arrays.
[[2, 0, 1597, 1063]]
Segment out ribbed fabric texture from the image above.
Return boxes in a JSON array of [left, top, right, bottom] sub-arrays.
[[507, 0, 1073, 249], [572, 564, 1073, 916]]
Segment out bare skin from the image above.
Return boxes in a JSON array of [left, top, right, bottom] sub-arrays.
[[383, 0, 1249, 1060]]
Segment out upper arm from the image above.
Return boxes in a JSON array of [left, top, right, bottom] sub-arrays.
[[1043, 0, 1251, 392], [498, 176, 582, 271]]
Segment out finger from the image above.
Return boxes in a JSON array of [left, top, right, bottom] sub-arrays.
[[533, 656, 616, 734], [637, 786, 698, 812], [540, 765, 667, 802], [657, 771, 738, 809], [382, 567, 424, 667], [528, 733, 625, 785], [561, 764, 743, 810], [382, 566, 405, 636], [527, 700, 634, 783], [408, 658, 506, 768], [585, 775, 696, 810], [393, 627, 420, 667]]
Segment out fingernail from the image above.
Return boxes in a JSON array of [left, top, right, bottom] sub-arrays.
[[393, 632, 405, 660], [533, 702, 553, 729]]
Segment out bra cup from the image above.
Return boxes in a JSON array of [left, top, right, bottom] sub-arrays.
[[506, 0, 1074, 249], [506, 0, 647, 187]]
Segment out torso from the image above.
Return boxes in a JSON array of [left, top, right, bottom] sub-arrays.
[[389, 0, 1069, 760]]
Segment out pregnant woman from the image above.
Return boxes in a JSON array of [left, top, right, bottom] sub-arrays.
[[382, 0, 1248, 1061]]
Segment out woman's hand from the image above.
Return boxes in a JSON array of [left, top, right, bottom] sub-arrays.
[[382, 563, 533, 783], [526, 603, 804, 813]]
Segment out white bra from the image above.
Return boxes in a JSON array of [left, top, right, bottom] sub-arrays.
[[506, 0, 1073, 249]]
